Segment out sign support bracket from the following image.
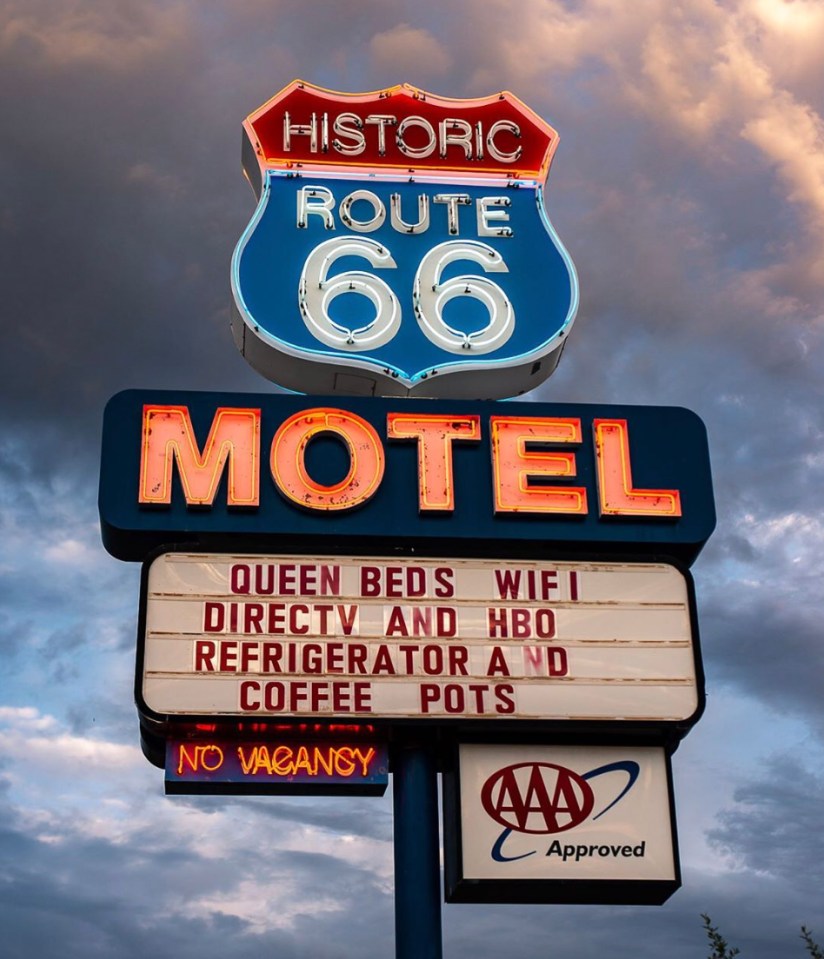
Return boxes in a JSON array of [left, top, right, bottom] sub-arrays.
[[393, 742, 443, 959]]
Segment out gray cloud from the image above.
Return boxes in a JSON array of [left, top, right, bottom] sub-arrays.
[[708, 755, 824, 890]]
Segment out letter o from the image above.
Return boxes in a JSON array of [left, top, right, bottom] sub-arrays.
[[264, 682, 286, 711], [201, 746, 224, 771], [271, 408, 385, 511], [444, 684, 465, 713], [536, 609, 556, 638], [396, 116, 437, 159], [339, 190, 385, 233], [423, 645, 444, 675], [486, 120, 522, 164]]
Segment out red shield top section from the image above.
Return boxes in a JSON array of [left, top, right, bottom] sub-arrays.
[[242, 79, 558, 188]]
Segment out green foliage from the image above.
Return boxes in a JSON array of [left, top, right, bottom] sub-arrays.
[[700, 916, 824, 958], [801, 927, 824, 959], [701, 914, 740, 959]]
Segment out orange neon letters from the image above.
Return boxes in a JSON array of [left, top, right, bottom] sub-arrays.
[[271, 408, 385, 511], [177, 744, 224, 774], [139, 405, 260, 507], [490, 416, 587, 514], [387, 413, 481, 511], [137, 406, 683, 520], [236, 744, 376, 778], [593, 419, 682, 517]]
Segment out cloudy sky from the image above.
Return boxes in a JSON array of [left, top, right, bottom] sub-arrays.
[[2, 0, 824, 956]]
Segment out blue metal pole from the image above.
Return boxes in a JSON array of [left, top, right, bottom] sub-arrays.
[[393, 743, 443, 959]]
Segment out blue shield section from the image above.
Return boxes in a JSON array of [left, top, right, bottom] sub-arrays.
[[232, 172, 577, 392]]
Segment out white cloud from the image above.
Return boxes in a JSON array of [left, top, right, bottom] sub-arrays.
[[742, 93, 824, 233], [174, 877, 344, 934], [3, 731, 139, 769], [0, 705, 58, 732], [735, 510, 824, 570], [0, 707, 140, 772], [451, 0, 824, 246], [43, 537, 98, 565]]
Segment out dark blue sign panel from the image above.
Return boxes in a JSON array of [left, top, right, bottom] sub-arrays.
[[99, 390, 714, 565], [165, 735, 388, 796]]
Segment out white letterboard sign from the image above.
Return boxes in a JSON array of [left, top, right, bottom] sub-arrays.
[[138, 553, 700, 724]]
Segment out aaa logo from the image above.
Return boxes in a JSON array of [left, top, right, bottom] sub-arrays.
[[480, 760, 641, 861], [481, 762, 595, 834]]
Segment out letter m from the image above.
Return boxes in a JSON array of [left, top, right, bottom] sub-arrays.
[[139, 405, 260, 506]]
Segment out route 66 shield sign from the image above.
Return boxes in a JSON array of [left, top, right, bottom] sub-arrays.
[[231, 80, 578, 399]]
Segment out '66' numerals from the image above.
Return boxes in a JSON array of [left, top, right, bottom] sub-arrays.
[[298, 237, 515, 354]]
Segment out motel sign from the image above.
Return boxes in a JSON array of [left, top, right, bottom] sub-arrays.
[[99, 81, 714, 921]]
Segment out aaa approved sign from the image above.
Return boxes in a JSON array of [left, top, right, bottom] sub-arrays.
[[231, 80, 577, 399], [136, 553, 702, 731], [444, 744, 680, 904]]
